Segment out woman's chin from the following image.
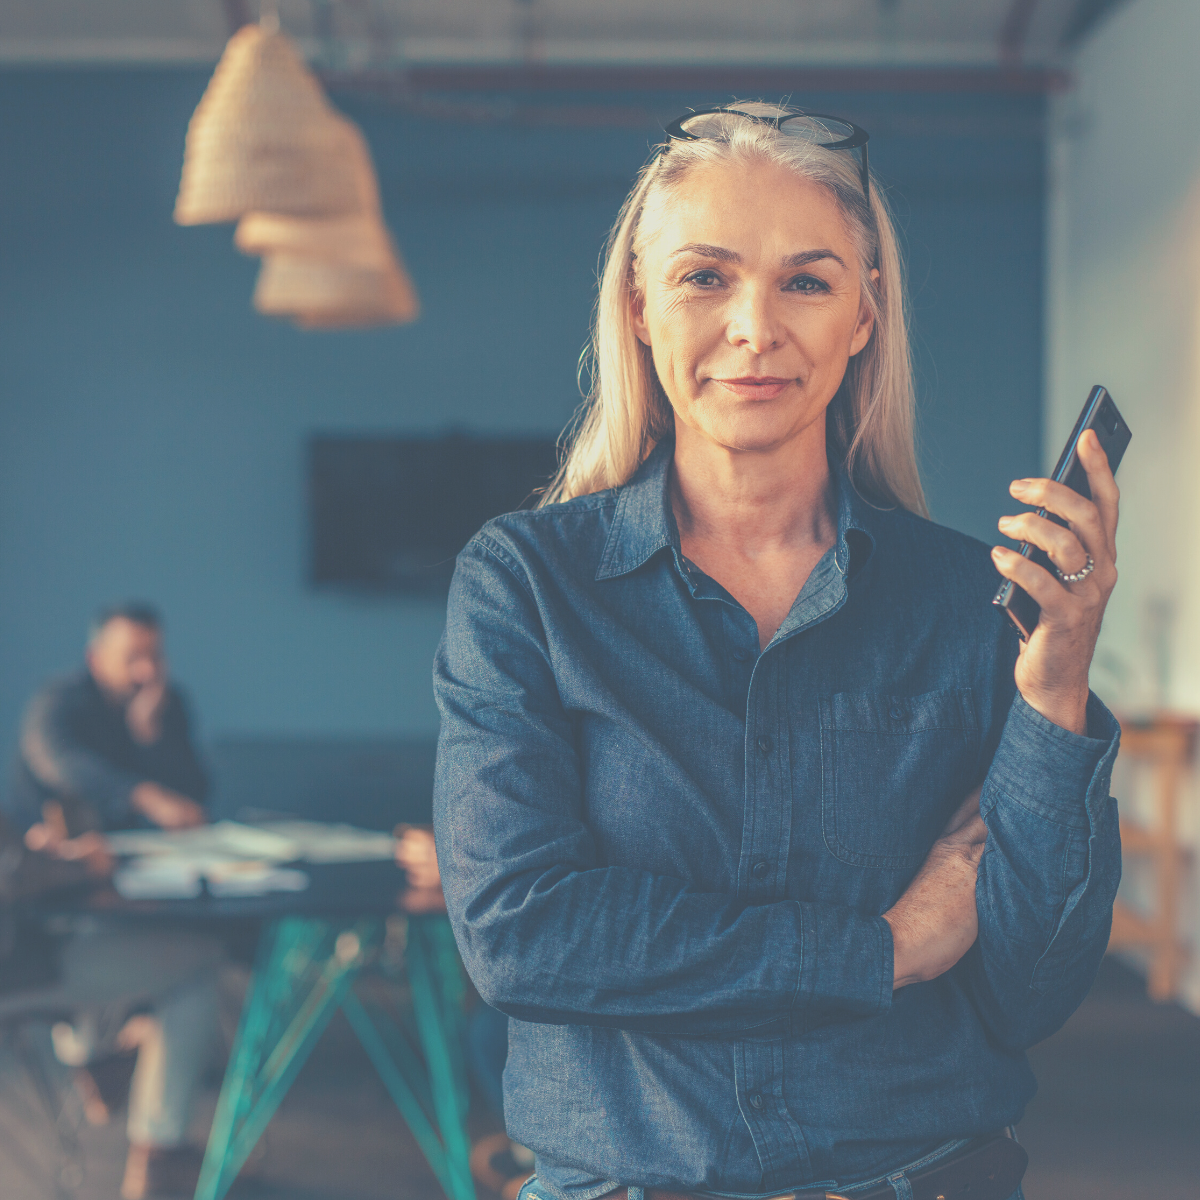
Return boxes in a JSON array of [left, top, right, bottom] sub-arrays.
[[686, 408, 818, 457]]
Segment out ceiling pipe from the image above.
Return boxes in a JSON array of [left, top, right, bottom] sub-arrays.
[[322, 63, 1069, 97]]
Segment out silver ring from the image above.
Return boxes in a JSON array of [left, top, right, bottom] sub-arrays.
[[1056, 554, 1095, 583]]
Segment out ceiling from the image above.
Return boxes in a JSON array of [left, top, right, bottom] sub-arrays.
[[0, 1, 1130, 70]]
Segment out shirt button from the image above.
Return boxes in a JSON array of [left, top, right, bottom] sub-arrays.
[[889, 703, 905, 721], [756, 735, 773, 756], [749, 1093, 764, 1110], [752, 860, 769, 880]]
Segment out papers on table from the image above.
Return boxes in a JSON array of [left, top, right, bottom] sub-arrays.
[[105, 820, 301, 863], [113, 859, 204, 900], [106, 818, 397, 900], [207, 862, 309, 897], [113, 859, 309, 901], [252, 820, 397, 864], [108, 819, 307, 900]]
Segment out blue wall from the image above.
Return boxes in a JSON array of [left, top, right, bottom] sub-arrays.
[[0, 70, 1044, 757]]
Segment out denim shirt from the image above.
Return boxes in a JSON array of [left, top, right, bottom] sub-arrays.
[[433, 440, 1121, 1197]]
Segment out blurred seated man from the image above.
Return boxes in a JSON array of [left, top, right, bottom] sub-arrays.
[[5, 603, 221, 1200], [9, 602, 207, 835]]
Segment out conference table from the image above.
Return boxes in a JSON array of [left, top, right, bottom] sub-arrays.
[[75, 857, 476, 1200]]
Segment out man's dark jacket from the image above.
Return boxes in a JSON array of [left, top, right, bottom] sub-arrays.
[[7, 670, 209, 835]]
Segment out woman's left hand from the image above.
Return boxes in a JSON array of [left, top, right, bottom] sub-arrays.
[[991, 429, 1119, 736]]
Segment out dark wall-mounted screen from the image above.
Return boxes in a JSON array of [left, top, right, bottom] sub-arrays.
[[309, 433, 560, 595]]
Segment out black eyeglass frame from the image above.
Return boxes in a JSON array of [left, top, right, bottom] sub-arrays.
[[662, 106, 872, 209]]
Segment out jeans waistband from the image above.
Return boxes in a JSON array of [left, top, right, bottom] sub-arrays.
[[821, 1134, 975, 1198], [518, 1130, 1019, 1200]]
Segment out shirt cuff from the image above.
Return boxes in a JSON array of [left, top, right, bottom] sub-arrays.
[[985, 691, 1120, 828], [794, 903, 894, 1017]]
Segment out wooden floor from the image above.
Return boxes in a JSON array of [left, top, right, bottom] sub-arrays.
[[0, 957, 1196, 1200], [1021, 958, 1200, 1199]]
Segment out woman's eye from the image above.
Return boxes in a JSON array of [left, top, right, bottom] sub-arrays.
[[784, 275, 828, 295], [683, 269, 722, 288]]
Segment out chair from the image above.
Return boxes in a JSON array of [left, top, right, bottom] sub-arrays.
[[1108, 714, 1196, 1001]]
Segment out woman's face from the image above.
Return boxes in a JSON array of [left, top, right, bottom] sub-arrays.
[[631, 156, 876, 457]]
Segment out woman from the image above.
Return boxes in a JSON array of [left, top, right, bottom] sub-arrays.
[[433, 104, 1121, 1200]]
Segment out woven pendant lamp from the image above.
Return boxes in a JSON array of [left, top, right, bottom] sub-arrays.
[[236, 115, 420, 328], [174, 22, 361, 224], [236, 210, 396, 268], [233, 116, 390, 267], [252, 250, 420, 328]]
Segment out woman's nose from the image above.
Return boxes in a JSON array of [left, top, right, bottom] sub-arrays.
[[726, 286, 781, 353]]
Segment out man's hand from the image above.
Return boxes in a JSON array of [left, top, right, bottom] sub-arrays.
[[53, 831, 115, 878], [883, 787, 987, 990], [25, 823, 114, 878], [395, 824, 447, 914], [992, 429, 1120, 735], [126, 679, 169, 745], [131, 781, 207, 829]]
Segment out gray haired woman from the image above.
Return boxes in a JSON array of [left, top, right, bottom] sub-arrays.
[[434, 103, 1122, 1200]]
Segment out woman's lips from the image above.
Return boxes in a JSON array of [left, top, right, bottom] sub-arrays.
[[714, 376, 794, 400]]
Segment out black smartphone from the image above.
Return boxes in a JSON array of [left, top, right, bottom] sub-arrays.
[[992, 385, 1131, 640]]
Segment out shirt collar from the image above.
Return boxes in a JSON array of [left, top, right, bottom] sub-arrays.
[[596, 438, 879, 583], [595, 440, 678, 581]]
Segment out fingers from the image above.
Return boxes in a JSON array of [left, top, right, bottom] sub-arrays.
[[24, 823, 54, 852], [1007, 479, 1108, 570], [991, 545, 1072, 613], [1006, 429, 1120, 564], [1076, 429, 1120, 559], [997, 512, 1090, 577], [396, 826, 441, 889]]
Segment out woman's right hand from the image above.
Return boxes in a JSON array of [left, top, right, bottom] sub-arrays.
[[882, 787, 987, 989]]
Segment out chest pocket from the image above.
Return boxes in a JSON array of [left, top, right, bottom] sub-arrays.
[[819, 689, 980, 870]]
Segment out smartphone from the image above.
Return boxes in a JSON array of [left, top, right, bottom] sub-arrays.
[[992, 385, 1131, 640]]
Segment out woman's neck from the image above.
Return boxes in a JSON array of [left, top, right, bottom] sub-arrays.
[[669, 418, 840, 650], [670, 420, 838, 556]]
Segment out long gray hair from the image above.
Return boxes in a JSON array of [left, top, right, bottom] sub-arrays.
[[542, 101, 926, 516]]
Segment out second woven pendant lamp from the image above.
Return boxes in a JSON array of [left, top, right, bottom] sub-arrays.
[[251, 252, 419, 329], [236, 116, 420, 328], [175, 22, 360, 225]]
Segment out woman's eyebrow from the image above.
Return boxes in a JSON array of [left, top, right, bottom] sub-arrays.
[[782, 249, 846, 269], [667, 243, 740, 263], [666, 244, 847, 270]]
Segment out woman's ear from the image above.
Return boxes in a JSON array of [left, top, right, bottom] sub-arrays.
[[630, 286, 652, 347], [849, 267, 880, 357]]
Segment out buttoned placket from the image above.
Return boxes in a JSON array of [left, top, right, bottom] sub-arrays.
[[665, 474, 874, 1191], [674, 534, 859, 1190], [734, 539, 857, 1189]]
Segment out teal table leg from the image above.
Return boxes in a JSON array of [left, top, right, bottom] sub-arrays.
[[429, 918, 471, 1126], [406, 917, 476, 1200], [194, 912, 476, 1200], [194, 917, 379, 1200], [341, 989, 456, 1196]]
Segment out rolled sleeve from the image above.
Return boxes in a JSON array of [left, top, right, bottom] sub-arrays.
[[966, 690, 1122, 1048], [797, 905, 894, 1022], [985, 691, 1118, 829]]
